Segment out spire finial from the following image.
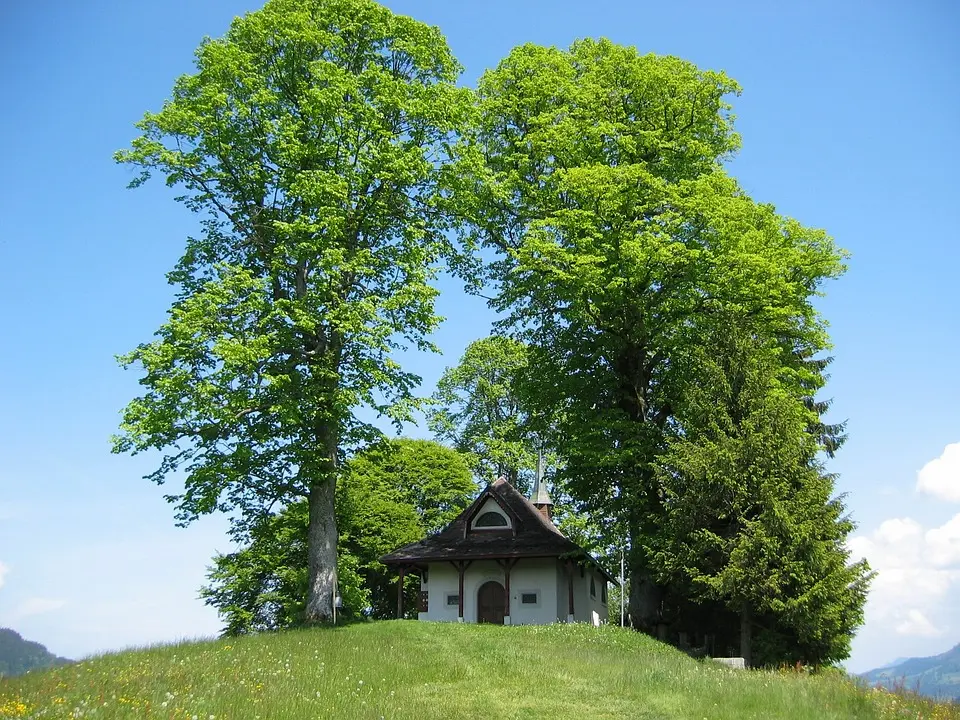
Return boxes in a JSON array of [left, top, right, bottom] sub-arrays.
[[531, 447, 554, 519]]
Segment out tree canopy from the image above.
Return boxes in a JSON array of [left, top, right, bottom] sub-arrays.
[[427, 336, 535, 488]]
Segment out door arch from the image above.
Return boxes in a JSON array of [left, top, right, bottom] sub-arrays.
[[477, 580, 505, 624]]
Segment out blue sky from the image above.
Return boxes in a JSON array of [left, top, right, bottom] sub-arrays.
[[0, 0, 956, 674]]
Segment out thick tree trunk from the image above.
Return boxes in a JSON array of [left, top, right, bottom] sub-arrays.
[[305, 476, 338, 623], [306, 476, 337, 623], [628, 566, 662, 633], [740, 605, 752, 668], [626, 504, 664, 635], [613, 350, 669, 636], [305, 422, 339, 624]]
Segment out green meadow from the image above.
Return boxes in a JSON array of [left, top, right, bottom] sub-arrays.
[[2, 622, 957, 720]]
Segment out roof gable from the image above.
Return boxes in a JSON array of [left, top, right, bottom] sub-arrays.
[[469, 498, 514, 532], [464, 487, 519, 533]]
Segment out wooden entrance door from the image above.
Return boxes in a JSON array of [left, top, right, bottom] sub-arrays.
[[477, 581, 505, 624]]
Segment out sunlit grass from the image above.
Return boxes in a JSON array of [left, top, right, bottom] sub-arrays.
[[1, 622, 957, 719]]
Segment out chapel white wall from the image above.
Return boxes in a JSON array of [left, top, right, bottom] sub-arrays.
[[508, 561, 557, 625], [419, 562, 459, 622], [572, 567, 609, 625], [420, 559, 557, 624]]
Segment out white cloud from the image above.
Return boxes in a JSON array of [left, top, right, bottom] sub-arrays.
[[15, 597, 66, 618], [895, 609, 941, 638], [917, 442, 960, 502], [0, 561, 8, 590], [876, 516, 922, 545], [848, 513, 960, 640], [926, 513, 960, 567]]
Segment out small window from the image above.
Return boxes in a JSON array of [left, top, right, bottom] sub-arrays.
[[445, 593, 460, 607], [601, 583, 607, 605], [521, 592, 539, 605], [475, 511, 508, 527], [590, 576, 596, 598]]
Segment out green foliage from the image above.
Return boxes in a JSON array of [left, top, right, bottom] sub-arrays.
[[200, 497, 377, 632], [339, 438, 475, 618], [465, 36, 851, 641], [5, 623, 957, 720], [427, 334, 616, 568], [653, 323, 872, 666], [114, 0, 867, 663], [427, 336, 535, 488], [113, 0, 474, 621], [201, 500, 311, 634], [201, 439, 475, 632]]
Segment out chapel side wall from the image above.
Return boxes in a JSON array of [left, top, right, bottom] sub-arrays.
[[586, 570, 609, 625], [556, 560, 568, 621], [421, 563, 460, 622], [570, 566, 609, 625], [572, 566, 590, 623], [508, 560, 557, 625], [595, 578, 610, 624]]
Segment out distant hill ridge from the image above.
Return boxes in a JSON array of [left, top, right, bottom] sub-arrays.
[[0, 628, 70, 677], [860, 642, 960, 701]]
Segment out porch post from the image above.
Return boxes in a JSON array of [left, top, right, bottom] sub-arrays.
[[457, 560, 465, 622], [504, 560, 511, 625], [498, 558, 516, 625], [397, 566, 405, 619]]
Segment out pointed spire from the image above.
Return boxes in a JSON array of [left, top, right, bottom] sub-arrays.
[[531, 448, 554, 520]]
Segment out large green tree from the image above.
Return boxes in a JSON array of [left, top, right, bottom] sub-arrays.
[[113, 0, 473, 622], [202, 438, 476, 633], [466, 39, 847, 631]]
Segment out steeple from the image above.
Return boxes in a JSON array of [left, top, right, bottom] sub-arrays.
[[531, 448, 554, 521]]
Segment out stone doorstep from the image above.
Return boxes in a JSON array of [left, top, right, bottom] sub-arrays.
[[712, 657, 746, 670]]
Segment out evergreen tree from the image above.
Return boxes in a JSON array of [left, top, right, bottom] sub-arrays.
[[652, 323, 871, 666]]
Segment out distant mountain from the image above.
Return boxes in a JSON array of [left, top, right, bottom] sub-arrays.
[[860, 643, 960, 702], [874, 656, 910, 671], [0, 628, 71, 677]]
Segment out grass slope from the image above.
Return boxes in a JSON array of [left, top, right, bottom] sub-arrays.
[[1, 622, 958, 720]]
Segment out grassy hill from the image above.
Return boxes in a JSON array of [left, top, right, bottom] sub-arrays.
[[1, 622, 958, 719]]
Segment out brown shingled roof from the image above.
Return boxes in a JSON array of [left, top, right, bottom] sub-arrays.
[[380, 478, 618, 584]]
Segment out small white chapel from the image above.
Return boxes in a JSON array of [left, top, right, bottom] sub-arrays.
[[381, 471, 616, 626]]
